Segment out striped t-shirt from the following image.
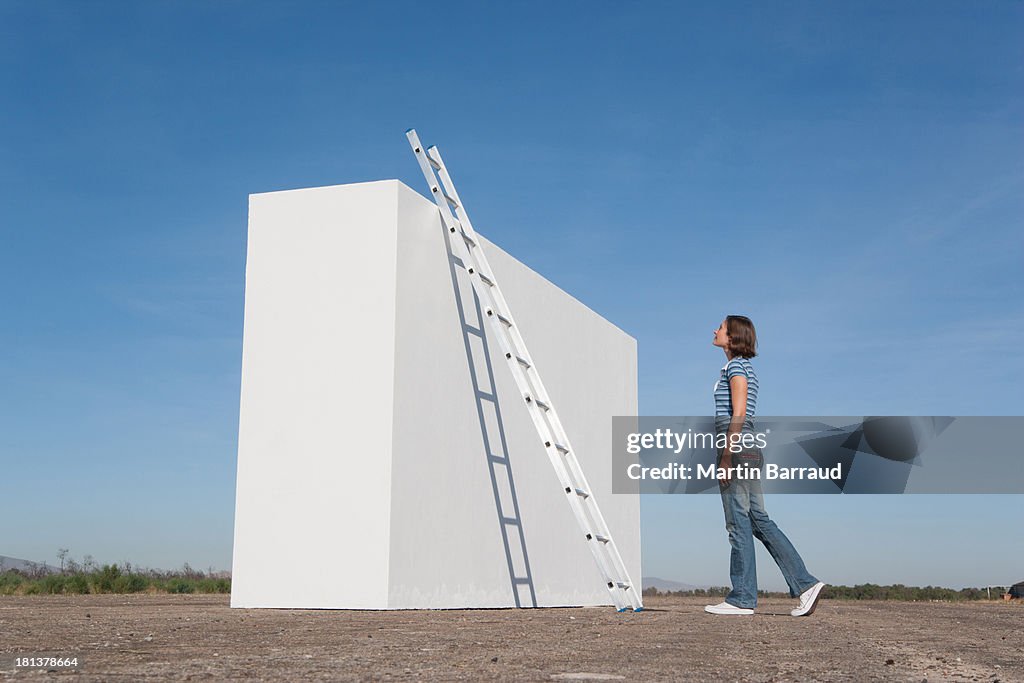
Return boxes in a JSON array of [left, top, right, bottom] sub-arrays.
[[714, 357, 758, 433]]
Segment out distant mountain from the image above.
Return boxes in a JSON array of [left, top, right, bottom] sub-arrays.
[[642, 576, 705, 592], [0, 555, 59, 573]]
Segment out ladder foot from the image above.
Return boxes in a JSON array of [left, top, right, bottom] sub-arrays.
[[633, 607, 645, 612], [616, 607, 629, 613]]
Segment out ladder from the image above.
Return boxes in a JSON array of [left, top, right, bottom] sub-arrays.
[[406, 129, 643, 612]]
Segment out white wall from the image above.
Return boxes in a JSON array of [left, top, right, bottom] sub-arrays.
[[232, 180, 639, 609], [231, 181, 399, 608]]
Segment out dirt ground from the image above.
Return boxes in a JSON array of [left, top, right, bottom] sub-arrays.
[[0, 594, 1020, 682]]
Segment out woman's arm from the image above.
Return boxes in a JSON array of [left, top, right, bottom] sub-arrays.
[[728, 374, 749, 446], [719, 374, 748, 484]]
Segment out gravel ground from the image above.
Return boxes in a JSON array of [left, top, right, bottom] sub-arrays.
[[0, 594, 1020, 682]]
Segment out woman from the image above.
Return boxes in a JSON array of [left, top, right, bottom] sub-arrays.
[[703, 315, 826, 616]]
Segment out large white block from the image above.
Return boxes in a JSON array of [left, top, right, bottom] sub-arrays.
[[231, 180, 639, 609]]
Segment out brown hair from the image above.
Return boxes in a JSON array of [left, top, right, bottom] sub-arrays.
[[726, 315, 758, 358]]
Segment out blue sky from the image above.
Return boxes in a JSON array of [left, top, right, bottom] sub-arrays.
[[1, 1, 1021, 588]]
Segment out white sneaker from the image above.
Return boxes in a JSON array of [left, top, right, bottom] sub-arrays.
[[704, 601, 754, 615], [791, 581, 826, 617]]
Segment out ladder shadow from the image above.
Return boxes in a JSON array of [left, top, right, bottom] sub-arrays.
[[442, 225, 538, 608]]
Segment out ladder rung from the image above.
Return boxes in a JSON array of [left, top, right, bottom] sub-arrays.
[[594, 535, 610, 543], [425, 149, 442, 170], [552, 443, 569, 454], [441, 186, 459, 208], [535, 398, 551, 412], [477, 272, 495, 287], [571, 487, 590, 498], [431, 184, 460, 210], [487, 308, 513, 326], [462, 231, 476, 247], [513, 577, 532, 584], [515, 356, 531, 369], [616, 582, 631, 589]]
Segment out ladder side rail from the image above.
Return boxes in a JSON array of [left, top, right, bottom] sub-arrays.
[[407, 131, 640, 610], [425, 138, 641, 610], [416, 150, 630, 612]]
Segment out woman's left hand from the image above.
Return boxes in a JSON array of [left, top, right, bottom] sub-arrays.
[[718, 453, 733, 489]]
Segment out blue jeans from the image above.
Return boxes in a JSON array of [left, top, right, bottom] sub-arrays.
[[719, 475, 818, 609]]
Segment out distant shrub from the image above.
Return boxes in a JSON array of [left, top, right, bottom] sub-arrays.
[[39, 575, 68, 594], [65, 574, 90, 594], [113, 574, 148, 593], [166, 578, 195, 594], [0, 572, 25, 595], [195, 578, 230, 594], [92, 564, 123, 593]]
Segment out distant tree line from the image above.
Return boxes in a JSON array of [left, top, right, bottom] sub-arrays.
[[0, 550, 230, 596], [641, 583, 1012, 601]]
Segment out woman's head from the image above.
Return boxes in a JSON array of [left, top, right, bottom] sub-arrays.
[[713, 315, 758, 358]]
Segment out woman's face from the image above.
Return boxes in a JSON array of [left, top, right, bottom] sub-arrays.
[[713, 319, 730, 349]]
